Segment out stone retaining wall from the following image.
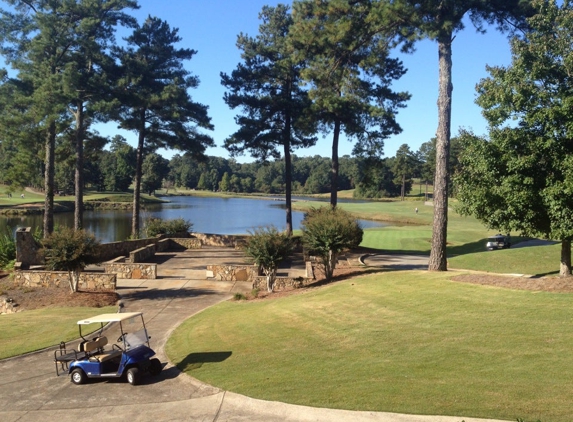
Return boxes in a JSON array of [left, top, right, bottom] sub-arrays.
[[104, 259, 157, 279], [168, 238, 202, 249], [13, 270, 116, 290], [194, 233, 248, 248], [130, 243, 157, 263], [206, 264, 258, 281], [0, 297, 19, 314], [95, 237, 161, 262], [15, 228, 44, 269], [252, 275, 312, 291]]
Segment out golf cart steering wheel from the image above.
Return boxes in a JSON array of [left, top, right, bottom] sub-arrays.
[[117, 333, 128, 343]]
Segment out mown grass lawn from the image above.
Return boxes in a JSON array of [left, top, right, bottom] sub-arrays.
[[167, 271, 573, 422], [0, 306, 116, 359]]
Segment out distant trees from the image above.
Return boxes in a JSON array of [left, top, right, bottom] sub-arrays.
[[392, 144, 415, 201]]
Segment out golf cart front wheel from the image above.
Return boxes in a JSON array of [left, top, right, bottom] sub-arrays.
[[126, 367, 140, 385], [149, 358, 162, 376], [71, 369, 86, 385]]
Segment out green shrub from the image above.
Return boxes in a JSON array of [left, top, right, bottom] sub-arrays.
[[0, 230, 16, 269], [233, 293, 246, 301], [42, 227, 100, 292], [243, 226, 292, 292], [301, 206, 363, 281], [145, 217, 193, 237]]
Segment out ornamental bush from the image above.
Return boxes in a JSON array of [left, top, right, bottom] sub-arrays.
[[42, 227, 100, 293], [243, 226, 292, 292], [145, 217, 193, 237], [301, 206, 363, 282]]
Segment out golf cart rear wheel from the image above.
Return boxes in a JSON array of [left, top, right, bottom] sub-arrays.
[[126, 367, 140, 385], [149, 358, 162, 376], [71, 368, 86, 385]]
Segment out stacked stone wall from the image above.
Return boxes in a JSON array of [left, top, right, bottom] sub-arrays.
[[130, 244, 157, 263], [104, 261, 157, 279], [252, 276, 312, 291], [95, 237, 161, 262], [15, 228, 44, 269], [206, 264, 259, 282], [194, 233, 248, 248], [169, 238, 202, 249], [0, 296, 19, 314], [13, 270, 116, 290]]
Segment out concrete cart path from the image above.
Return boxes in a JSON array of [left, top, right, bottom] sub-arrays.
[[362, 253, 429, 270], [0, 247, 506, 422]]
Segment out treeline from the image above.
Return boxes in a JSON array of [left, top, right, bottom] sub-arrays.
[[32, 135, 461, 199]]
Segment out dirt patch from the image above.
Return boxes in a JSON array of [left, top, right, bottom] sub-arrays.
[[450, 274, 573, 293], [0, 276, 119, 311]]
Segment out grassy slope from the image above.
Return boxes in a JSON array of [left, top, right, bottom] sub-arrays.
[[167, 271, 572, 422], [0, 306, 116, 359]]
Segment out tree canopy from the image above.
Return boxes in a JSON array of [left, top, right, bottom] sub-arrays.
[[455, 0, 573, 276], [113, 16, 214, 237], [291, 0, 410, 207], [221, 4, 316, 235]]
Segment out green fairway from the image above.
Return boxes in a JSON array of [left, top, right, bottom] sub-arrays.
[[0, 306, 116, 359], [167, 271, 573, 421]]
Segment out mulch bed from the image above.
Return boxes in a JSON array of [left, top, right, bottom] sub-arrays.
[[0, 276, 119, 311]]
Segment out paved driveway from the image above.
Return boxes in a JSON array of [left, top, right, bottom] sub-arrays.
[[0, 248, 504, 422]]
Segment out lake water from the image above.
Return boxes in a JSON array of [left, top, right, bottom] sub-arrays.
[[0, 196, 385, 243]]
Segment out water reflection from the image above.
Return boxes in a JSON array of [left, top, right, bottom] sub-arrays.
[[0, 196, 385, 243]]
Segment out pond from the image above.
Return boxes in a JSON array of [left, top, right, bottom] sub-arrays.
[[0, 196, 385, 243]]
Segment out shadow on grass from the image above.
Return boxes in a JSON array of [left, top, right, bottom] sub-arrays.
[[176, 351, 232, 371], [118, 287, 220, 301]]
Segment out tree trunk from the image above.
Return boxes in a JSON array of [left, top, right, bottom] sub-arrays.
[[560, 240, 571, 277], [132, 113, 145, 239], [43, 120, 56, 238], [401, 173, 406, 201], [428, 35, 453, 272], [324, 249, 337, 282], [283, 114, 293, 236], [74, 102, 84, 230], [330, 120, 340, 208]]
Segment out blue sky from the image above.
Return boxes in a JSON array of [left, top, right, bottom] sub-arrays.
[[97, 1, 513, 162]]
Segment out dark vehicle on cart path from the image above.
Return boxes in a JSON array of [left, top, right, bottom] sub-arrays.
[[54, 312, 162, 386], [485, 234, 511, 251]]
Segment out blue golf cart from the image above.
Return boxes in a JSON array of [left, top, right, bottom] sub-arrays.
[[54, 312, 162, 385]]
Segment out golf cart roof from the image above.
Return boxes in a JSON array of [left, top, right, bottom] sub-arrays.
[[77, 312, 143, 325]]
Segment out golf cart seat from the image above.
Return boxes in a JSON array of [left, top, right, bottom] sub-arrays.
[[88, 337, 122, 362]]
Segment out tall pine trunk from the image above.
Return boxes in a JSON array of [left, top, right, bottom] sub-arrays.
[[560, 240, 571, 277], [43, 120, 56, 238], [330, 119, 340, 208], [132, 112, 145, 238], [74, 102, 84, 230], [283, 109, 293, 236], [428, 34, 452, 271]]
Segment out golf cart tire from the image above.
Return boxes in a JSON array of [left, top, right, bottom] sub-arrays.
[[127, 367, 140, 385], [71, 368, 87, 385], [149, 358, 162, 376]]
